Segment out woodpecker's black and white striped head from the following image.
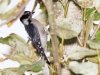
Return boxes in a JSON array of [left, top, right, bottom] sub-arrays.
[[20, 11, 34, 25]]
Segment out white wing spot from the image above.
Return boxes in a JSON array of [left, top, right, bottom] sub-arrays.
[[38, 42, 41, 44], [39, 46, 42, 48]]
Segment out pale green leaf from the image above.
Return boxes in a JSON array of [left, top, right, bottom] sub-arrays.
[[1, 6, 19, 20], [0, 0, 11, 14], [31, 61, 45, 72], [87, 29, 100, 49], [56, 26, 78, 39], [66, 45, 97, 60], [55, 17, 83, 35], [86, 7, 100, 20], [18, 64, 31, 72], [4, 53, 32, 65], [73, 0, 93, 8], [87, 40, 100, 49], [18, 61, 45, 72], [68, 61, 98, 75], [93, 0, 100, 13], [85, 10, 95, 44], [0, 33, 38, 64], [54, 1, 83, 37], [0, 0, 29, 26], [1, 68, 23, 75], [96, 29, 100, 40]]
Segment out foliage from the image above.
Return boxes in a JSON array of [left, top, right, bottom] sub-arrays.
[[68, 61, 98, 75], [0, 0, 100, 75]]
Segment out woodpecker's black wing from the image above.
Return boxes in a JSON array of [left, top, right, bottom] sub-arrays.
[[24, 22, 50, 64]]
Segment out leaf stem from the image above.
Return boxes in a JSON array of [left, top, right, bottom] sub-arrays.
[[97, 49, 100, 75], [59, 0, 69, 18]]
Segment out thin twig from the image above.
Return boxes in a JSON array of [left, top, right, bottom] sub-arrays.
[[59, 0, 69, 18], [97, 49, 100, 75], [77, 36, 83, 46], [42, 0, 61, 75], [32, 0, 37, 13]]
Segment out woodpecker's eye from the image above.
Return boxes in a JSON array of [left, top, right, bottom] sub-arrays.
[[23, 11, 31, 18], [24, 11, 31, 15], [20, 11, 32, 22]]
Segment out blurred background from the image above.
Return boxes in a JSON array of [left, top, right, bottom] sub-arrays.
[[0, 0, 44, 73]]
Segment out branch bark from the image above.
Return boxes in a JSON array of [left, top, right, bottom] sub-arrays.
[[42, 0, 61, 75]]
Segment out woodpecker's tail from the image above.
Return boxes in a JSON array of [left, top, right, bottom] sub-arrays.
[[34, 43, 50, 65], [42, 52, 50, 65]]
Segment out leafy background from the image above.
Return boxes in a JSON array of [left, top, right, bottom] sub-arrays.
[[0, 0, 100, 75], [0, 0, 49, 75]]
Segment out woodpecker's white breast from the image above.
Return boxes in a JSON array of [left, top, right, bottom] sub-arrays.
[[22, 19, 29, 25]]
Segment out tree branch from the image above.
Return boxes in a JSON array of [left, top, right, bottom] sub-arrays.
[[42, 0, 61, 75]]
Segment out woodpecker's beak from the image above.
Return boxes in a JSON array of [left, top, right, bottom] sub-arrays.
[[28, 11, 34, 19], [28, 12, 32, 19]]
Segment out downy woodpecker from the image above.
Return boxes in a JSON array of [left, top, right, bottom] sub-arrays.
[[20, 11, 50, 64]]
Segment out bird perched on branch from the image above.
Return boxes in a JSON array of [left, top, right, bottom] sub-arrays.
[[20, 11, 50, 64]]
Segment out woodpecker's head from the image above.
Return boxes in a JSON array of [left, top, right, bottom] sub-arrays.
[[20, 11, 34, 25]]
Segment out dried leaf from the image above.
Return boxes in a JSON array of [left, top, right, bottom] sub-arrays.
[[0, 57, 4, 62]]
